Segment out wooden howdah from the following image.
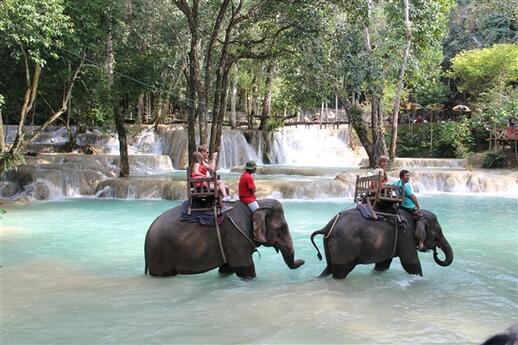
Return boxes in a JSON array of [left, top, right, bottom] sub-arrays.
[[186, 168, 220, 215], [354, 172, 403, 220]]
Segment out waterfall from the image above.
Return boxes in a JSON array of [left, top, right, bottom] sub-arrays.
[[157, 127, 260, 170], [218, 130, 261, 170], [8, 125, 365, 169], [269, 127, 365, 166]]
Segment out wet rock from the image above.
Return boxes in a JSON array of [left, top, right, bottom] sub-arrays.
[[0, 181, 20, 197], [33, 181, 50, 200]]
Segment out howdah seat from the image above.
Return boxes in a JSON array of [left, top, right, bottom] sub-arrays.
[[186, 168, 220, 215], [354, 172, 402, 219]]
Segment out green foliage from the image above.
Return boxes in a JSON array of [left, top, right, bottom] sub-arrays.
[[395, 120, 476, 158], [434, 120, 473, 158], [0, 152, 26, 173], [265, 117, 284, 133], [472, 87, 518, 128], [482, 152, 506, 168], [443, 0, 517, 63], [0, 0, 73, 64], [449, 44, 518, 97]]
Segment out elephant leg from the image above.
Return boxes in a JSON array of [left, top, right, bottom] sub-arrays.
[[319, 266, 331, 278], [398, 225, 423, 276], [374, 258, 393, 272], [332, 260, 356, 279], [234, 264, 256, 279], [401, 261, 422, 276], [318, 240, 333, 278], [218, 264, 234, 275], [149, 269, 177, 277]]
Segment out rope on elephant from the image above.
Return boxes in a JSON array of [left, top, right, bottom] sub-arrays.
[[324, 213, 341, 239], [391, 219, 398, 257], [214, 206, 227, 264], [228, 216, 260, 255]]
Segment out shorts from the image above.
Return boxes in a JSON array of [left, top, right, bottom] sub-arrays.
[[247, 201, 259, 212]]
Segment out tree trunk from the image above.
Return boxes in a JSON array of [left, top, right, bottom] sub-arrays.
[[258, 61, 275, 131], [230, 64, 238, 129], [107, 25, 129, 177], [371, 97, 388, 162], [212, 62, 233, 157], [389, 0, 412, 161], [251, 64, 263, 126], [200, 0, 231, 144], [0, 108, 4, 153], [175, 0, 201, 158], [28, 55, 84, 145], [351, 0, 387, 167], [10, 57, 42, 155], [137, 92, 144, 124]]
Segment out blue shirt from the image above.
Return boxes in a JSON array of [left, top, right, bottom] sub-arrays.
[[391, 179, 417, 209]]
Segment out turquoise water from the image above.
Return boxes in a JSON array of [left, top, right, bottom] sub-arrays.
[[2, 195, 517, 344]]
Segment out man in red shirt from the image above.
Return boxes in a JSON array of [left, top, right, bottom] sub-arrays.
[[239, 161, 264, 243]]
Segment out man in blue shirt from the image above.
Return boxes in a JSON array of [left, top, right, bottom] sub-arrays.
[[391, 170, 425, 251]]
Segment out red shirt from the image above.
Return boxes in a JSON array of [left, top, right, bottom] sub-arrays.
[[239, 171, 256, 204], [191, 164, 208, 178]]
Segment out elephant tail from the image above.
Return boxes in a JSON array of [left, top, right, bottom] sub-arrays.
[[310, 213, 341, 261], [310, 228, 328, 261]]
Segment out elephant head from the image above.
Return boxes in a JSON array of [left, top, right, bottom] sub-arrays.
[[421, 210, 453, 267], [253, 201, 305, 270]]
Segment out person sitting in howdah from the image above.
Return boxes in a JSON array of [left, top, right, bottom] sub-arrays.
[[239, 160, 265, 243], [390, 169, 425, 250]]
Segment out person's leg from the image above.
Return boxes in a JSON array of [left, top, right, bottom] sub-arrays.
[[247, 201, 264, 243], [247, 201, 259, 212], [412, 210, 425, 250], [217, 180, 228, 198]]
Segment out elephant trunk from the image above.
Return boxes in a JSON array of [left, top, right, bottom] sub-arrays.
[[433, 237, 453, 267], [280, 247, 305, 270]]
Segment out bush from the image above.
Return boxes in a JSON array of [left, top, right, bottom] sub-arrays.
[[394, 120, 475, 158], [0, 152, 26, 173], [433, 120, 473, 158], [482, 152, 506, 168]]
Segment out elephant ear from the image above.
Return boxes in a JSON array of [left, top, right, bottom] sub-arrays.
[[397, 221, 423, 276], [253, 206, 272, 238]]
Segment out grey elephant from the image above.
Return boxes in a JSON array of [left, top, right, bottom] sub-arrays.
[[144, 199, 304, 278], [310, 209, 453, 278]]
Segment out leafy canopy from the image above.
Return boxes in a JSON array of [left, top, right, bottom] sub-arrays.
[[449, 43, 518, 97], [0, 0, 72, 64]]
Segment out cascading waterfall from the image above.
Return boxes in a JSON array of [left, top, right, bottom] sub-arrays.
[[2, 125, 518, 201], [218, 130, 262, 169], [269, 126, 365, 166]]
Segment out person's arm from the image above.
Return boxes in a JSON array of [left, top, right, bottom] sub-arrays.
[[192, 162, 202, 177], [204, 152, 218, 172], [248, 176, 256, 194], [406, 184, 420, 209], [410, 194, 420, 209]]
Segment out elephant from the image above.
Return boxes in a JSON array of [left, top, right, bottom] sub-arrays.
[[310, 208, 453, 279], [144, 199, 305, 278]]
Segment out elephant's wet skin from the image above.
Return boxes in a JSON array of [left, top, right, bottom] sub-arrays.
[[310, 209, 453, 279], [144, 199, 304, 278]]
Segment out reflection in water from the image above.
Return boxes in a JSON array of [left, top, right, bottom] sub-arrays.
[[2, 196, 517, 344]]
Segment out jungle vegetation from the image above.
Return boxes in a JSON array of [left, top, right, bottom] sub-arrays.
[[0, 0, 517, 172]]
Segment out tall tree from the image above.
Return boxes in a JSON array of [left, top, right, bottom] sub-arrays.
[[0, 0, 72, 160], [389, 0, 411, 161]]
